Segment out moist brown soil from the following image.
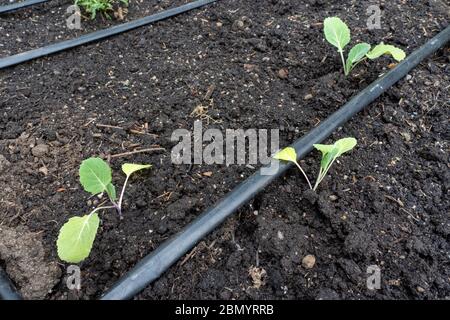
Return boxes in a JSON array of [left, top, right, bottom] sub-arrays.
[[0, 0, 449, 300]]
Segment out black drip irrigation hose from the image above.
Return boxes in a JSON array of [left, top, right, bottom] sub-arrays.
[[0, 0, 218, 70], [0, 0, 52, 14], [101, 26, 450, 300], [0, 267, 22, 300]]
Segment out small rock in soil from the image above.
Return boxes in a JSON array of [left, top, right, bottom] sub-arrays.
[[248, 266, 267, 289], [31, 144, 49, 157], [232, 20, 245, 30], [244, 64, 258, 72], [277, 68, 289, 79], [329, 195, 338, 201], [302, 254, 316, 269], [416, 286, 425, 293]]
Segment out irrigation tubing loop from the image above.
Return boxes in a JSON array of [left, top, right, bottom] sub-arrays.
[[0, 0, 52, 14], [101, 25, 450, 300], [0, 267, 22, 300], [0, 0, 218, 70]]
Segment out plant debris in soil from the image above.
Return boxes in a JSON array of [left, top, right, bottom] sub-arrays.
[[0, 0, 449, 300]]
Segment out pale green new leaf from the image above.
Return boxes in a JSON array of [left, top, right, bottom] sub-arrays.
[[273, 147, 297, 163], [324, 17, 351, 52], [57, 213, 100, 263], [320, 147, 339, 171], [366, 43, 406, 61], [106, 183, 116, 201], [314, 138, 357, 171], [313, 144, 335, 156], [122, 163, 152, 177], [79, 157, 112, 195], [345, 43, 371, 74], [334, 137, 357, 156]]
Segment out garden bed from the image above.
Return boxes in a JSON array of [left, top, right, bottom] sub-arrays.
[[0, 0, 449, 300]]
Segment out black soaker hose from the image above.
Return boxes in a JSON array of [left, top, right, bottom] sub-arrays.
[[0, 0, 52, 14], [101, 25, 450, 300], [0, 267, 22, 300], [0, 0, 218, 70]]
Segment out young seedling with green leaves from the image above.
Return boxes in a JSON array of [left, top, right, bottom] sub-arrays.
[[274, 138, 357, 191], [323, 17, 406, 75], [57, 158, 151, 263], [75, 0, 128, 19]]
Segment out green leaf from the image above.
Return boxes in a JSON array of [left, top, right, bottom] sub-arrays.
[[122, 163, 152, 177], [345, 43, 371, 74], [334, 137, 357, 156], [79, 158, 112, 195], [273, 147, 297, 163], [324, 17, 351, 52], [313, 144, 335, 156], [57, 213, 100, 263], [314, 138, 357, 170], [366, 43, 406, 61], [320, 147, 339, 171], [106, 183, 116, 201]]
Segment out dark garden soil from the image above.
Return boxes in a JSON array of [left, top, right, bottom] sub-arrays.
[[0, 0, 449, 300]]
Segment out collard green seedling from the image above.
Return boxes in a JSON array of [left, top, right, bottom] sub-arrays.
[[312, 137, 357, 190], [75, 0, 128, 19], [324, 17, 406, 75], [274, 138, 357, 191], [57, 158, 151, 263], [274, 147, 312, 189]]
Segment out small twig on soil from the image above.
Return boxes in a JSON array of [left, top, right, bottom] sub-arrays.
[[96, 123, 123, 130], [96, 123, 159, 137], [128, 129, 158, 137], [384, 195, 404, 207], [400, 208, 420, 222], [156, 191, 171, 199], [180, 246, 199, 266], [384, 195, 420, 222], [83, 118, 96, 127], [110, 147, 165, 159], [204, 84, 216, 100]]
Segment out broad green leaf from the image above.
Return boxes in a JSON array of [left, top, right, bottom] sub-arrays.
[[345, 43, 371, 73], [273, 147, 297, 163], [57, 213, 100, 263], [315, 138, 357, 170], [324, 17, 351, 52], [320, 147, 339, 170], [334, 137, 357, 156], [122, 163, 152, 177], [366, 43, 406, 61], [313, 144, 335, 156], [106, 183, 116, 201], [79, 158, 112, 195]]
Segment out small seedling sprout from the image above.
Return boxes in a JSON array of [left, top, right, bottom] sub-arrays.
[[57, 158, 151, 263], [323, 17, 406, 75], [274, 138, 357, 191], [312, 137, 357, 190], [75, 0, 128, 19], [274, 147, 312, 189]]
